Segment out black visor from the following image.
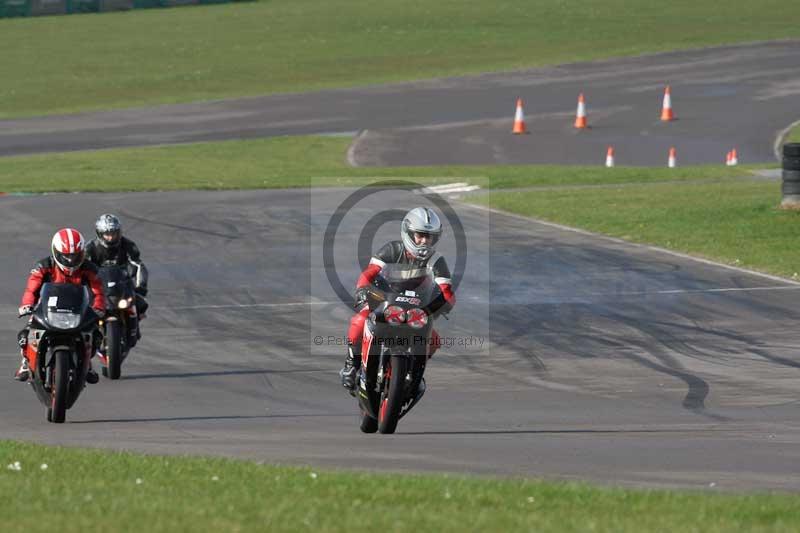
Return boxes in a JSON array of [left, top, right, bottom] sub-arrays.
[[54, 249, 85, 268], [411, 231, 440, 246]]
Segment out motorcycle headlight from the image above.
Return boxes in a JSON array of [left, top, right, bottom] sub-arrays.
[[47, 311, 81, 330], [384, 305, 406, 325], [118, 298, 131, 310], [406, 308, 428, 329]]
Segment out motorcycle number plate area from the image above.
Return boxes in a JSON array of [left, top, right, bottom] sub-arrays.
[[404, 290, 416, 296]]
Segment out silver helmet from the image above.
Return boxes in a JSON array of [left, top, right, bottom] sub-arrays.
[[95, 213, 122, 248], [401, 207, 442, 260]]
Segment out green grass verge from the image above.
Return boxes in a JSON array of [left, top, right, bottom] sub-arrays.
[[471, 181, 800, 279], [1, 440, 798, 533], [0, 136, 759, 193], [785, 124, 800, 144], [2, 0, 800, 117]]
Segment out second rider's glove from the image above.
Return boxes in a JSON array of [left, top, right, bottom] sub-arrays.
[[18, 305, 33, 317]]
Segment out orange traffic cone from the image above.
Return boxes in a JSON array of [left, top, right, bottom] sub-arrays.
[[512, 98, 527, 134], [660, 86, 675, 122], [729, 148, 738, 166], [574, 93, 587, 129], [667, 147, 677, 168], [605, 146, 615, 167]]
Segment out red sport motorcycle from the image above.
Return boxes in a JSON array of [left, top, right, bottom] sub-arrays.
[[355, 264, 448, 434]]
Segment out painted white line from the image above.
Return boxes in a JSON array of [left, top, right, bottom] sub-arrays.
[[415, 184, 482, 194], [424, 182, 470, 191], [774, 119, 800, 160], [462, 202, 800, 286], [346, 129, 367, 167], [612, 286, 800, 296], [166, 301, 340, 311]]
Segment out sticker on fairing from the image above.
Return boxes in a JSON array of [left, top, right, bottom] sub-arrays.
[[47, 296, 58, 307], [108, 281, 116, 288], [404, 290, 416, 296]]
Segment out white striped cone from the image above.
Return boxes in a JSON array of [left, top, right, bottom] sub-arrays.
[[605, 146, 615, 167]]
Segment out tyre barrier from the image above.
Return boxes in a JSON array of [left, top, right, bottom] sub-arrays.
[[781, 143, 800, 209], [783, 143, 800, 158], [782, 157, 800, 171]]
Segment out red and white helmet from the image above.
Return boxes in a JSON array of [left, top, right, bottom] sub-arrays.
[[51, 228, 86, 275]]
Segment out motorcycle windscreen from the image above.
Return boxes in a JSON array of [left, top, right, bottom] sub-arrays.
[[378, 264, 434, 294], [98, 265, 134, 300], [38, 283, 91, 331]]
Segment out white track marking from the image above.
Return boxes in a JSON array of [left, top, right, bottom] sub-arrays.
[[415, 183, 482, 194], [774, 119, 800, 160], [346, 130, 367, 167], [462, 202, 800, 286]]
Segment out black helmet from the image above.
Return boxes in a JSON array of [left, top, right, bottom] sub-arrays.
[[95, 213, 122, 249]]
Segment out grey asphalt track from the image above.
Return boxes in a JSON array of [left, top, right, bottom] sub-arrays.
[[1, 41, 800, 165], [2, 190, 799, 491]]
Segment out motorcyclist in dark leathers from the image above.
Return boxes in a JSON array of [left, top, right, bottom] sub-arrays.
[[85, 214, 149, 343]]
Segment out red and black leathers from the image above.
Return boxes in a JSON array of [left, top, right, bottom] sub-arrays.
[[347, 240, 456, 356], [21, 257, 105, 312]]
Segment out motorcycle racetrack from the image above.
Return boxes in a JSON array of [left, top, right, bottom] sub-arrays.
[[1, 41, 800, 493], [1, 187, 799, 491]]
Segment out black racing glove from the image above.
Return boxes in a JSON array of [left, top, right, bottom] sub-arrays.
[[135, 286, 148, 297], [353, 286, 369, 309]]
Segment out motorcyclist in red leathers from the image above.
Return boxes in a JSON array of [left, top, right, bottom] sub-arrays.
[[339, 207, 456, 393], [15, 228, 105, 384]]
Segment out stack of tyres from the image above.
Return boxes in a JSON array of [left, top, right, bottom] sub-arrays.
[[782, 143, 800, 208], [0, 0, 30, 17]]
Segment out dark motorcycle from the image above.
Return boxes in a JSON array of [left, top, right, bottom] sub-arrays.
[[97, 265, 139, 380], [21, 283, 98, 423], [356, 264, 447, 434]]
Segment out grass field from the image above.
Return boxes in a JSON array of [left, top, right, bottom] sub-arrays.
[[470, 180, 800, 279], [1, 0, 800, 117], [786, 125, 800, 145], [0, 135, 760, 192], [1, 440, 799, 533]]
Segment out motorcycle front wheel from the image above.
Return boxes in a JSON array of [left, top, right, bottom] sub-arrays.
[[377, 355, 408, 434]]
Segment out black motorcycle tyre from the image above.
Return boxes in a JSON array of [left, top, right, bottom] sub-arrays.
[[48, 350, 70, 424], [105, 320, 123, 380], [378, 355, 408, 434]]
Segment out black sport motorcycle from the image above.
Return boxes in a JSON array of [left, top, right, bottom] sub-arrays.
[[355, 264, 448, 434], [97, 265, 139, 380], [21, 283, 99, 423]]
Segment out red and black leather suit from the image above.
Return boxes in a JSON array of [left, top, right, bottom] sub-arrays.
[[18, 257, 106, 350], [347, 240, 456, 357], [21, 257, 105, 311]]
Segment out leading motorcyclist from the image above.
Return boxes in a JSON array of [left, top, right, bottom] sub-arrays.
[[15, 228, 105, 384], [339, 207, 456, 393]]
